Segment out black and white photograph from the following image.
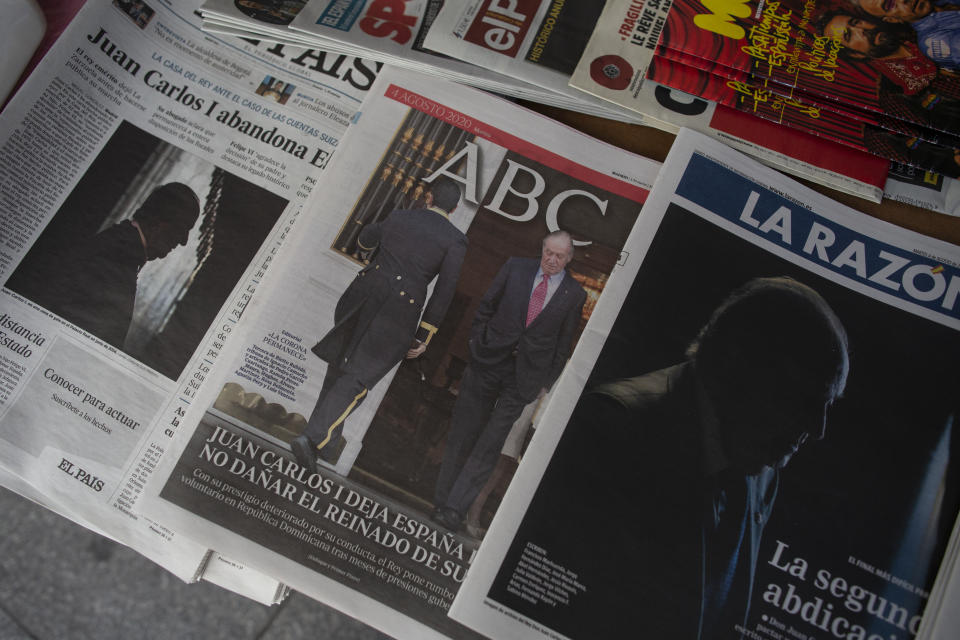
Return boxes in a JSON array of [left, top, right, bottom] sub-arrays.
[[4, 120, 288, 380]]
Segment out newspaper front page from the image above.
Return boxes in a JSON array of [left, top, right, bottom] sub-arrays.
[[451, 128, 960, 640], [140, 66, 659, 638], [0, 0, 375, 581]]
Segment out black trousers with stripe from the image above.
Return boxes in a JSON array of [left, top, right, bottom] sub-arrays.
[[303, 364, 367, 462]]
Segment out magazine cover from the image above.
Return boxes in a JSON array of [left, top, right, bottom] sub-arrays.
[[568, 0, 890, 202], [450, 128, 960, 640], [568, 0, 674, 97], [141, 67, 659, 638], [653, 44, 951, 134], [652, 41, 960, 147], [658, 0, 960, 137], [647, 55, 960, 177]]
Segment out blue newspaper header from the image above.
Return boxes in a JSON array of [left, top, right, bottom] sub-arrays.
[[316, 0, 366, 31], [676, 154, 960, 322]]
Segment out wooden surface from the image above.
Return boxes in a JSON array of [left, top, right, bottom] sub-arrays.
[[523, 103, 960, 247]]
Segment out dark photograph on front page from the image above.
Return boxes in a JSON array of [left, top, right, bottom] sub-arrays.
[[4, 120, 287, 380], [158, 103, 650, 636], [486, 201, 960, 640]]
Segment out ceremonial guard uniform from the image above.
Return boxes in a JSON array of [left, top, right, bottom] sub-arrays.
[[295, 202, 467, 466]]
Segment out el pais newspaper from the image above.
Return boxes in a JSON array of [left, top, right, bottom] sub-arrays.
[[0, 0, 376, 585]]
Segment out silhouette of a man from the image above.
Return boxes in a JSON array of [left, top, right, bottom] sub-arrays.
[[17, 182, 200, 349]]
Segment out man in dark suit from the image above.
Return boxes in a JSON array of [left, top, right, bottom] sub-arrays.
[[9, 182, 200, 349], [506, 277, 849, 640], [432, 230, 587, 531], [291, 177, 467, 471]]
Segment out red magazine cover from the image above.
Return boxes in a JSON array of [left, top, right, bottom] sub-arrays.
[[655, 44, 960, 146], [655, 45, 876, 124], [656, 39, 960, 141], [647, 55, 960, 176], [660, 0, 960, 135], [701, 99, 891, 188]]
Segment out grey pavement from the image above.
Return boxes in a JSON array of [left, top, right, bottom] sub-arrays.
[[0, 487, 393, 640]]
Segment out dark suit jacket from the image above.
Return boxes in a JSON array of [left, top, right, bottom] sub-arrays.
[[468, 257, 586, 401], [495, 363, 778, 639], [10, 222, 145, 349], [312, 206, 467, 387]]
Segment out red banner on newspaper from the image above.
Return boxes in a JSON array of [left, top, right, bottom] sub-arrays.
[[385, 83, 651, 202]]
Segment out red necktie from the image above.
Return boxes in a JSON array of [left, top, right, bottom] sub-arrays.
[[526, 274, 549, 326]]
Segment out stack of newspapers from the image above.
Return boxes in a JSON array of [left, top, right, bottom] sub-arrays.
[[197, 0, 647, 119], [1, 1, 959, 639], [199, 0, 960, 213]]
